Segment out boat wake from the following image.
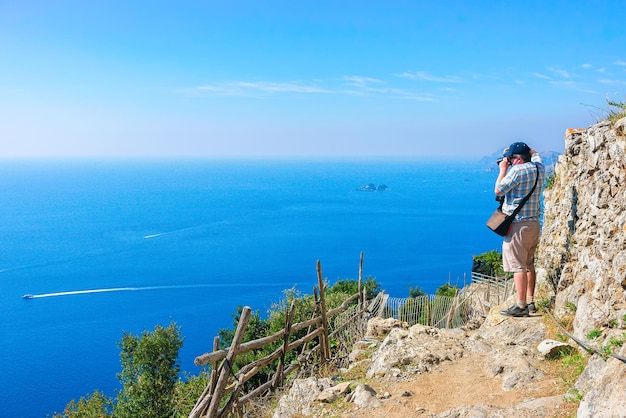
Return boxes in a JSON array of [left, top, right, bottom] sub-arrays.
[[24, 287, 136, 299], [22, 282, 295, 300]]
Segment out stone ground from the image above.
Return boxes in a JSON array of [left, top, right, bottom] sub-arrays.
[[335, 350, 578, 417], [298, 314, 582, 418], [261, 300, 583, 418]]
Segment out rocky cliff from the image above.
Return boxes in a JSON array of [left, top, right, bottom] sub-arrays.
[[537, 116, 626, 417]]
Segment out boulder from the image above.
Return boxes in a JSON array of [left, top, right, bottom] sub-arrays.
[[365, 317, 409, 339], [272, 377, 332, 418], [537, 339, 573, 359], [347, 383, 381, 408]]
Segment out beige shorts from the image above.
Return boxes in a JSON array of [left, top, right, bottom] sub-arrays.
[[502, 220, 540, 273]]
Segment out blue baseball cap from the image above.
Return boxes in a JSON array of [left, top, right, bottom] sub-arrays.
[[503, 142, 530, 157]]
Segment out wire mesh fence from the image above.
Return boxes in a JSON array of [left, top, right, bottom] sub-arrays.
[[379, 294, 469, 328]]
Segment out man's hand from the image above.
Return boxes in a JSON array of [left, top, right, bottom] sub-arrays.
[[499, 158, 510, 172]]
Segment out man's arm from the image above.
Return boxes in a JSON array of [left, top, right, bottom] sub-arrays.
[[530, 149, 542, 164], [494, 158, 510, 195]]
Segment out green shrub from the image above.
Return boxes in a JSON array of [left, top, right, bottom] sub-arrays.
[[586, 328, 601, 340], [472, 250, 506, 277], [436, 283, 459, 297], [115, 322, 184, 418], [607, 99, 626, 124], [327, 276, 381, 300], [408, 285, 425, 298], [52, 390, 113, 418], [545, 171, 556, 190]]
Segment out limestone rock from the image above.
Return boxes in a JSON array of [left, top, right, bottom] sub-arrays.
[[317, 381, 352, 403], [366, 323, 465, 380], [577, 355, 626, 418], [347, 383, 381, 408], [537, 339, 573, 359], [365, 317, 409, 339], [272, 377, 332, 418]]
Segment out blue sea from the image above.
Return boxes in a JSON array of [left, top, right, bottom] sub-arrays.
[[0, 159, 502, 417]]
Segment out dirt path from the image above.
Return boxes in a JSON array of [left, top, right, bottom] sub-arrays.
[[326, 351, 578, 417]]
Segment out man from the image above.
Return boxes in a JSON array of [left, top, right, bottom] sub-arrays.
[[495, 142, 545, 317]]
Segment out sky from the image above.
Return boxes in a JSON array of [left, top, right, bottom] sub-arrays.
[[1, 0, 625, 159]]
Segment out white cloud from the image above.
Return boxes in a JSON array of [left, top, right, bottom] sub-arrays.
[[614, 60, 626, 66], [550, 80, 576, 87], [192, 77, 435, 101], [532, 72, 551, 80], [580, 63, 592, 69], [343, 76, 384, 86], [548, 67, 571, 78], [233, 81, 331, 93], [397, 71, 464, 83], [194, 81, 331, 95], [342, 76, 436, 101], [598, 78, 622, 85]]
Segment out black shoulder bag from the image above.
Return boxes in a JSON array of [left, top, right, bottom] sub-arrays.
[[486, 165, 539, 236]]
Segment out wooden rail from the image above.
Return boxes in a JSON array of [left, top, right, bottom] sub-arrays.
[[189, 254, 376, 418], [470, 272, 514, 304]]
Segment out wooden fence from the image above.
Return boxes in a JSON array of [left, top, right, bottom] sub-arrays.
[[470, 272, 514, 305], [379, 293, 469, 328], [189, 255, 381, 417], [188, 257, 489, 417]]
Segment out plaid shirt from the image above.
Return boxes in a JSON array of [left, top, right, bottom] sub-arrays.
[[497, 154, 545, 222]]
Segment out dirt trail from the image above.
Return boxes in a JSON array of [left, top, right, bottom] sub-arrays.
[[331, 351, 577, 417]]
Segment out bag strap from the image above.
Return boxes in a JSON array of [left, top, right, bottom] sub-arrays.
[[502, 164, 539, 219]]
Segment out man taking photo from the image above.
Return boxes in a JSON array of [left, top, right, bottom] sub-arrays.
[[495, 142, 546, 317]]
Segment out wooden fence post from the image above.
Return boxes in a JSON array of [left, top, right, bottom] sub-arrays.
[[299, 287, 320, 358], [316, 260, 331, 361], [210, 336, 220, 393], [189, 336, 222, 418], [358, 251, 364, 307], [273, 299, 297, 388], [446, 289, 459, 328], [205, 306, 252, 418]]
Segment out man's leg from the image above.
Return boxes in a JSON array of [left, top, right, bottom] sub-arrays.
[[526, 269, 536, 303], [514, 271, 528, 308]]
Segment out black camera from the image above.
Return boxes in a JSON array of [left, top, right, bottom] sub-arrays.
[[496, 157, 510, 167]]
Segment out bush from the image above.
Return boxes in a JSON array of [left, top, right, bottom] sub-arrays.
[[56, 322, 187, 418], [327, 275, 381, 300], [53, 390, 113, 418], [436, 283, 459, 297], [472, 250, 506, 277], [115, 322, 184, 418]]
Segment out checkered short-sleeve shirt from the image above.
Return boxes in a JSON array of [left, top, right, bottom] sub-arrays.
[[496, 154, 545, 222]]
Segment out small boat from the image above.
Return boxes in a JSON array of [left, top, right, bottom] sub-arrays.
[[22, 294, 34, 299]]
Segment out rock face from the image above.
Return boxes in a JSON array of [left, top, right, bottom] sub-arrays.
[[536, 116, 626, 416]]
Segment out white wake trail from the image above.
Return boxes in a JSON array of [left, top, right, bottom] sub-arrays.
[[26, 287, 137, 298], [23, 282, 296, 300]]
